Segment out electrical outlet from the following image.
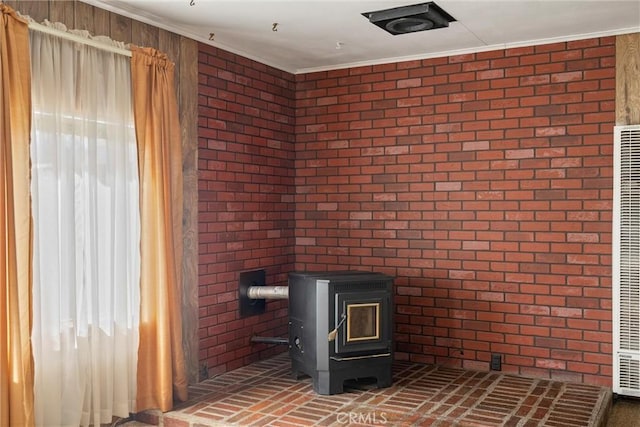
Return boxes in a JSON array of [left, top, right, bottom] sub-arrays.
[[490, 353, 502, 371]]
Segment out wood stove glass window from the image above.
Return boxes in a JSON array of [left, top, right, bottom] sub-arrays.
[[347, 302, 380, 342]]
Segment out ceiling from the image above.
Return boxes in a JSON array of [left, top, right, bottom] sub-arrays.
[[84, 0, 640, 74]]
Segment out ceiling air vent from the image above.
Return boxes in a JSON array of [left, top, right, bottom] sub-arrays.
[[363, 2, 455, 35]]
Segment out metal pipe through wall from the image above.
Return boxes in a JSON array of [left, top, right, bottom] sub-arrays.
[[247, 286, 289, 300], [250, 336, 288, 345]]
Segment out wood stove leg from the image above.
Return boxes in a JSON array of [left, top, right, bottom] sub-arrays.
[[291, 369, 301, 380], [314, 371, 344, 395], [376, 367, 393, 389]]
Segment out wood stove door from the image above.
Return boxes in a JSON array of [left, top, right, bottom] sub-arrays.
[[334, 291, 391, 355]]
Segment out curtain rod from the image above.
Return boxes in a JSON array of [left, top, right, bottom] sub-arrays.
[[28, 21, 132, 57]]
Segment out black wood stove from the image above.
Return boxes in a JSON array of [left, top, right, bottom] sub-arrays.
[[288, 271, 394, 395]]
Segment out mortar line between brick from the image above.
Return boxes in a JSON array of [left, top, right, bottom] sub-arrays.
[[424, 370, 505, 424], [514, 378, 552, 427]]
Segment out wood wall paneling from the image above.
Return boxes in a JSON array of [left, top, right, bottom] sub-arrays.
[[73, 1, 95, 33], [159, 29, 182, 93], [178, 36, 200, 385], [91, 4, 111, 36], [11, 0, 49, 22], [49, 0, 73, 26], [616, 33, 640, 125], [109, 12, 132, 44], [10, 0, 200, 385], [131, 19, 159, 48]]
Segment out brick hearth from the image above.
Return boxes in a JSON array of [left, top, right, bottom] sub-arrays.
[[135, 353, 611, 426]]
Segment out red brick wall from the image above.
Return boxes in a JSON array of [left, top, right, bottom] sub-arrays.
[[198, 44, 296, 376], [295, 37, 615, 386], [198, 36, 615, 386]]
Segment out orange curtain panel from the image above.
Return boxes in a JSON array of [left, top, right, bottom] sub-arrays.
[[130, 46, 188, 412], [0, 4, 35, 426]]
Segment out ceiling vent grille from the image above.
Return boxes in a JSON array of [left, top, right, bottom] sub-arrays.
[[363, 2, 456, 36]]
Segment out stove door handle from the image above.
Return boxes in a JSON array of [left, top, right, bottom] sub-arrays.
[[327, 312, 347, 342]]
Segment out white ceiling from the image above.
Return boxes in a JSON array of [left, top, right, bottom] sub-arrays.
[[85, 0, 640, 74]]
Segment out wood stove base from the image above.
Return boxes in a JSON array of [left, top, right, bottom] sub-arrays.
[[291, 355, 393, 395]]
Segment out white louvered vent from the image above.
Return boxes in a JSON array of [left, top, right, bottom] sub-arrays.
[[618, 356, 640, 391], [614, 125, 640, 397]]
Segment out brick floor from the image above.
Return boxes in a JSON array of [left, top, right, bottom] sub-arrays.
[[134, 353, 612, 426]]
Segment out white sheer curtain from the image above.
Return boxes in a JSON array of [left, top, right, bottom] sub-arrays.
[[29, 29, 140, 426]]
